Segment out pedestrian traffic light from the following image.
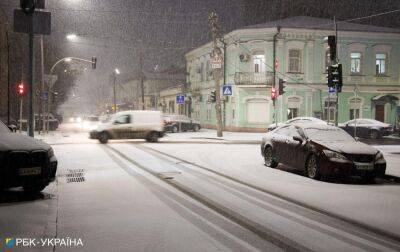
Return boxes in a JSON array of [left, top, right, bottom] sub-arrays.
[[210, 91, 216, 103], [16, 83, 27, 97], [92, 57, 97, 69], [271, 87, 277, 100], [326, 35, 336, 62], [278, 79, 286, 96], [20, 0, 36, 14], [327, 63, 343, 92]]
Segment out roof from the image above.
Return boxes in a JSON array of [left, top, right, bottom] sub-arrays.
[[244, 16, 400, 34]]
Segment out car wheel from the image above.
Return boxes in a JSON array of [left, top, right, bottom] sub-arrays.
[[172, 126, 178, 133], [23, 184, 46, 194], [146, 132, 159, 143], [306, 154, 321, 180], [369, 130, 379, 139], [99, 132, 109, 144], [193, 125, 200, 132], [264, 146, 278, 168]]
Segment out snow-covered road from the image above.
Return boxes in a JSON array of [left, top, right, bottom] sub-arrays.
[[2, 129, 400, 251]]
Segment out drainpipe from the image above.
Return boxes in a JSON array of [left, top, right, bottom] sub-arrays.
[[273, 27, 281, 126]]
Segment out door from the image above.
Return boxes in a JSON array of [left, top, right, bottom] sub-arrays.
[[272, 126, 291, 165], [285, 126, 304, 168], [112, 114, 131, 139], [375, 105, 385, 122]]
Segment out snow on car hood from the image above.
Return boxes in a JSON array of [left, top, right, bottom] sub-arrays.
[[311, 140, 378, 155], [0, 133, 51, 152]]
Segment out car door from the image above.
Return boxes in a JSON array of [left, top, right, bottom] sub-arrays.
[[286, 126, 306, 169], [272, 126, 291, 165], [112, 114, 131, 139]]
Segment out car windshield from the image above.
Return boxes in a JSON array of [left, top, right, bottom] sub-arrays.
[[304, 127, 355, 142], [0, 121, 10, 133]]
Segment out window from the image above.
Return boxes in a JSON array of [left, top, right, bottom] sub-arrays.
[[350, 52, 362, 74], [324, 97, 337, 122], [287, 96, 301, 119], [115, 115, 130, 124], [349, 97, 362, 120], [253, 54, 266, 73], [376, 53, 387, 75], [289, 49, 301, 73], [168, 101, 175, 114], [206, 108, 211, 121]]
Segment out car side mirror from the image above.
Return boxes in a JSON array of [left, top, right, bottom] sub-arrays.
[[293, 136, 303, 142]]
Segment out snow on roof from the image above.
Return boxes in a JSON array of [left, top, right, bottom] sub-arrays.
[[244, 16, 400, 34]]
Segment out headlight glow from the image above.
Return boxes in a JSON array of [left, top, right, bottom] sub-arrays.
[[76, 117, 82, 123], [323, 150, 348, 160]]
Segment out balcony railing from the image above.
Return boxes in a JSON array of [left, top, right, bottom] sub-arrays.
[[234, 72, 274, 85]]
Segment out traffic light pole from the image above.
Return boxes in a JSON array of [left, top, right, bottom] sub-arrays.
[[28, 14, 34, 137], [334, 16, 339, 127]]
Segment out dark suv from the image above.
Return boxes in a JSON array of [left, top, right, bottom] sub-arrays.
[[0, 121, 57, 193]]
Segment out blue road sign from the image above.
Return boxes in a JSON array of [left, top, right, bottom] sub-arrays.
[[328, 87, 336, 93], [41, 91, 49, 101], [176, 94, 185, 104], [222, 85, 232, 96]]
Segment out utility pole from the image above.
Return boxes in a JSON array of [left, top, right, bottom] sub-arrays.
[[209, 11, 223, 137], [113, 72, 117, 113], [6, 31, 10, 126], [28, 13, 34, 137], [40, 35, 45, 133], [140, 51, 145, 110]]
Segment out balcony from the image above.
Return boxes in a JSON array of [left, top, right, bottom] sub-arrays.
[[234, 72, 274, 85]]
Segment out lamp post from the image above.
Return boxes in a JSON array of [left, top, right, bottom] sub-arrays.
[[113, 68, 120, 113]]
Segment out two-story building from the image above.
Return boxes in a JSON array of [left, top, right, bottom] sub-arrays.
[[185, 16, 400, 131]]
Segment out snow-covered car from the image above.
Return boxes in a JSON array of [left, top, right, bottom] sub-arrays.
[[163, 114, 201, 133], [267, 117, 327, 131], [339, 118, 393, 139], [90, 110, 165, 143], [261, 124, 386, 182], [0, 120, 57, 193]]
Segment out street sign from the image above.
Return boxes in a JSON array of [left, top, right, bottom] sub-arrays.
[[211, 54, 223, 69], [222, 85, 232, 96], [14, 9, 51, 35], [176, 94, 185, 104], [328, 87, 336, 93], [41, 91, 48, 101]]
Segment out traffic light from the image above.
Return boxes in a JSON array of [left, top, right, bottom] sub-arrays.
[[326, 35, 336, 62], [92, 57, 97, 69], [16, 83, 27, 97], [271, 87, 277, 100], [327, 64, 343, 92], [210, 90, 216, 103], [278, 79, 286, 96], [20, 0, 36, 14]]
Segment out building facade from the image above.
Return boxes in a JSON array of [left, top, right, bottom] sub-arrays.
[[185, 16, 400, 131]]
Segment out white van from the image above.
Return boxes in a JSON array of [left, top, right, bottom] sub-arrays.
[[89, 110, 164, 143]]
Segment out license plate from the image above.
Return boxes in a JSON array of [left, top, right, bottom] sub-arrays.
[[355, 163, 373, 170], [19, 167, 42, 176]]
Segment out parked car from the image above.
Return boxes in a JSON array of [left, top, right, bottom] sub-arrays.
[[261, 124, 386, 182], [0, 116, 18, 132], [0, 120, 57, 193], [90, 110, 164, 143], [164, 114, 201, 133], [339, 119, 393, 139], [267, 117, 327, 131]]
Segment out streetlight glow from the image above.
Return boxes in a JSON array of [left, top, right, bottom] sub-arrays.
[[64, 57, 72, 62], [115, 68, 120, 75], [66, 34, 77, 40]]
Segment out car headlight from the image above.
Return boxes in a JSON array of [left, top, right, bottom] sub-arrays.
[[323, 150, 348, 160], [375, 151, 386, 164]]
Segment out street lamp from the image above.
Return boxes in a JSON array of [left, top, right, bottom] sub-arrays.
[[113, 68, 120, 114]]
